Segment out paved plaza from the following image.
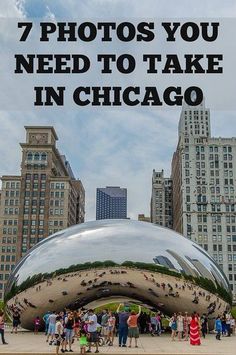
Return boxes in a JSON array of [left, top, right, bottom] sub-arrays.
[[0, 330, 235, 355]]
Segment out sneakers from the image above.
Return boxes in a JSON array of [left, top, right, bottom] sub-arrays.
[[122, 344, 127, 347], [95, 351, 99, 353]]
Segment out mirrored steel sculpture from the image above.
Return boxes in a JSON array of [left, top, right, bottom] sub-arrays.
[[5, 220, 231, 330]]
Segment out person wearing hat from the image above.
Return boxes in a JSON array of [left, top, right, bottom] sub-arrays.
[[116, 304, 130, 347]]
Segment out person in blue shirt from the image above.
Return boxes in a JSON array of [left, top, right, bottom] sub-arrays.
[[215, 315, 222, 340], [43, 311, 51, 335]]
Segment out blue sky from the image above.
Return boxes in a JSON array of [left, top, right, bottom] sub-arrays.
[[0, 0, 236, 220]]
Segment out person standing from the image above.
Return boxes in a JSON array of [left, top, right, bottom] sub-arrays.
[[64, 312, 74, 352], [43, 311, 51, 335], [0, 311, 8, 345], [215, 315, 222, 340], [116, 303, 130, 347], [189, 314, 201, 346], [170, 313, 177, 341], [201, 314, 208, 338], [47, 311, 57, 344], [55, 316, 65, 355], [34, 316, 40, 334], [127, 305, 141, 348], [11, 310, 20, 334], [107, 311, 116, 346], [100, 309, 109, 344], [177, 312, 183, 341], [87, 309, 99, 353], [183, 312, 189, 341]]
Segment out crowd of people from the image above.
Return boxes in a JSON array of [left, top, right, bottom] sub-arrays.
[[37, 307, 236, 353], [169, 310, 235, 345], [2, 305, 236, 353]]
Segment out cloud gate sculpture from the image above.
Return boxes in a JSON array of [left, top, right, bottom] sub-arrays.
[[5, 219, 231, 330]]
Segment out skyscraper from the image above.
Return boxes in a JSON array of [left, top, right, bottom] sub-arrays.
[[0, 126, 85, 299], [96, 186, 127, 220], [150, 169, 173, 228], [171, 98, 236, 295]]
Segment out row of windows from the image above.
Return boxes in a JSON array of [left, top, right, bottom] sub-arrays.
[[2, 228, 17, 235], [22, 228, 44, 235], [25, 191, 46, 197], [0, 264, 14, 271], [49, 209, 64, 216], [50, 191, 65, 198], [4, 199, 19, 206], [24, 199, 45, 206], [0, 274, 9, 281], [4, 208, 19, 215], [48, 220, 64, 227], [3, 218, 18, 226], [1, 247, 16, 253], [25, 173, 46, 180], [23, 220, 44, 226], [50, 199, 64, 207], [5, 190, 20, 197], [1, 237, 17, 244], [26, 152, 47, 161], [50, 183, 65, 189], [2, 182, 20, 189], [1, 255, 15, 262], [24, 208, 45, 215]]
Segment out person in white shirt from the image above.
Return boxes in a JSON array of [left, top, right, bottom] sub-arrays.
[[55, 317, 65, 355], [86, 309, 99, 353]]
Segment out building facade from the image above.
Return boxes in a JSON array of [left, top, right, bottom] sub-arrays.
[[150, 169, 173, 228], [171, 98, 236, 295], [138, 214, 151, 223], [0, 126, 85, 299], [96, 186, 127, 220]]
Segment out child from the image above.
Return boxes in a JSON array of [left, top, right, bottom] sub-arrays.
[[79, 329, 88, 355], [215, 315, 222, 340], [55, 316, 65, 355], [34, 316, 40, 334]]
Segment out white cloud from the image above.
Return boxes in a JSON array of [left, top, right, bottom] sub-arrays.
[[0, 0, 26, 17]]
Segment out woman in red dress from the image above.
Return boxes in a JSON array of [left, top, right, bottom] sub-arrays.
[[189, 314, 201, 346]]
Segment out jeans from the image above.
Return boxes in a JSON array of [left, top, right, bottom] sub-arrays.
[[0, 329, 6, 344], [118, 325, 128, 345]]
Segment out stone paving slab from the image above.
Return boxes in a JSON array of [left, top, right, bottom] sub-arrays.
[[0, 331, 235, 354]]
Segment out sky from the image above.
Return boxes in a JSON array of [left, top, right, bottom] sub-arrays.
[[0, 0, 236, 221]]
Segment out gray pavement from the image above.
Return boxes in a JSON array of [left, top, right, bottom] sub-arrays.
[[0, 330, 235, 355]]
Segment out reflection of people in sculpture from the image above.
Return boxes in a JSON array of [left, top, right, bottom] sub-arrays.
[[127, 305, 141, 348]]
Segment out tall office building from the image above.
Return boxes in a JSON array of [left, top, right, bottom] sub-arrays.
[[96, 186, 127, 220], [0, 126, 85, 299], [150, 170, 173, 228], [171, 98, 236, 295]]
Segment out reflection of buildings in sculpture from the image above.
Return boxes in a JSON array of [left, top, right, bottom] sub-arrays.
[[185, 256, 215, 283], [153, 255, 176, 271], [138, 214, 151, 223], [166, 249, 198, 277]]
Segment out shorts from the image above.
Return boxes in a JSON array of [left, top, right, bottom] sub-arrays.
[[128, 327, 139, 338], [48, 323, 56, 335], [65, 328, 74, 341], [13, 320, 19, 327], [54, 334, 63, 346], [88, 331, 98, 342], [101, 326, 109, 336]]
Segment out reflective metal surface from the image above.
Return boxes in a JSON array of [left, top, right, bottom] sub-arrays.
[[5, 220, 231, 330]]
